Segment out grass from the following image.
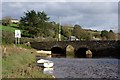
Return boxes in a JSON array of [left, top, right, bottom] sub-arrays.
[[0, 25, 19, 32], [2, 44, 53, 78], [16, 44, 32, 49], [0, 24, 23, 33], [10, 23, 18, 27]]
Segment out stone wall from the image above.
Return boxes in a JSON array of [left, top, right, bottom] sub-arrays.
[[30, 40, 120, 58]]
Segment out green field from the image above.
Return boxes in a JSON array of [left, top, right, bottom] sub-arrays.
[[0, 23, 22, 33], [0, 25, 19, 33]]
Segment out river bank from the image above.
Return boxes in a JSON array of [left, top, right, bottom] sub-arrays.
[[1, 44, 53, 78]]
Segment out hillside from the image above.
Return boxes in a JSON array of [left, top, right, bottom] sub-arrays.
[[0, 24, 20, 32]]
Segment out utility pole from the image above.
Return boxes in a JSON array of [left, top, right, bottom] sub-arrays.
[[58, 17, 61, 41]]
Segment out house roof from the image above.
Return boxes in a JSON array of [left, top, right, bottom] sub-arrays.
[[11, 19, 19, 20]]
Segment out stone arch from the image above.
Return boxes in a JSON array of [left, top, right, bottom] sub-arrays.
[[75, 47, 92, 58], [51, 45, 65, 54]]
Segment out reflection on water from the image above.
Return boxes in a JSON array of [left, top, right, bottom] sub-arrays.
[[46, 55, 52, 58], [52, 54, 66, 58], [43, 68, 54, 74], [50, 52, 118, 59], [51, 52, 92, 58], [86, 54, 92, 58]]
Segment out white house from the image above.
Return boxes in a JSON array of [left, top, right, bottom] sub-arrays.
[[11, 19, 19, 23]]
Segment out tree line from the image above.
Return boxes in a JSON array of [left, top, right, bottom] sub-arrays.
[[2, 10, 120, 41]]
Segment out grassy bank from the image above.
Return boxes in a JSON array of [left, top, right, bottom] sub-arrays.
[[2, 44, 53, 78], [0, 25, 18, 33]]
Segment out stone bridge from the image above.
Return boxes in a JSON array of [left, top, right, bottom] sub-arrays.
[[30, 41, 120, 58]]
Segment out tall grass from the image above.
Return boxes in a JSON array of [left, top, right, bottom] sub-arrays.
[[2, 45, 53, 78]]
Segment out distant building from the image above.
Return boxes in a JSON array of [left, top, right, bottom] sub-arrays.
[[92, 36, 101, 40], [11, 19, 19, 23], [68, 36, 79, 41]]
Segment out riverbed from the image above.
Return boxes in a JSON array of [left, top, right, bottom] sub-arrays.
[[37, 57, 119, 79]]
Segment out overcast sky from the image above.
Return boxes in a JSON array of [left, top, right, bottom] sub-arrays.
[[2, 2, 118, 32]]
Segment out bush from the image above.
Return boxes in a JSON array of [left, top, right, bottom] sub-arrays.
[[2, 30, 14, 44], [21, 30, 34, 38]]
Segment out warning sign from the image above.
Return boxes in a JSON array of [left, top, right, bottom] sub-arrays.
[[15, 30, 21, 38]]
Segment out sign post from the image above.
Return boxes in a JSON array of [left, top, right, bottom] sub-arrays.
[[15, 30, 21, 44]]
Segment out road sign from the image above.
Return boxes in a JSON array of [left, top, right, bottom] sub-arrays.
[[15, 30, 21, 38]]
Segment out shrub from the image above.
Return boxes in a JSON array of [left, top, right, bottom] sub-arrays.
[[2, 30, 14, 44]]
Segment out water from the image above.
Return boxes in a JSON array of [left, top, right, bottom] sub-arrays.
[[37, 55, 119, 79]]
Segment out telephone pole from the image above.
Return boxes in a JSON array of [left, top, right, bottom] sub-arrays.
[[58, 17, 61, 41]]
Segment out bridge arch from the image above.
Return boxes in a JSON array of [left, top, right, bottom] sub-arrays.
[[75, 46, 92, 58], [51, 45, 65, 54]]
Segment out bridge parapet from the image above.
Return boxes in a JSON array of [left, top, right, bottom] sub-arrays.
[[30, 41, 120, 50]]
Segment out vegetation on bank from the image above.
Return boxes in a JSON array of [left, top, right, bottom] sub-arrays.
[[2, 44, 53, 78]]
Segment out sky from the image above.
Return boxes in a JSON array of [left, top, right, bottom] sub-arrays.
[[1, 1, 119, 32]]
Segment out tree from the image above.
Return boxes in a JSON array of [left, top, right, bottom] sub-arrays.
[[73, 25, 87, 40], [74, 24, 82, 29], [73, 25, 81, 39], [107, 30, 116, 40], [100, 30, 108, 40], [73, 24, 94, 40], [61, 26, 72, 38], [19, 10, 50, 37], [94, 33, 101, 38], [38, 11, 49, 22], [2, 16, 11, 26], [83, 32, 92, 40]]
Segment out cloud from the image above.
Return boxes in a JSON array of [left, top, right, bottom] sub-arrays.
[[2, 0, 120, 2], [9, 2, 23, 8], [2, 2, 118, 31]]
